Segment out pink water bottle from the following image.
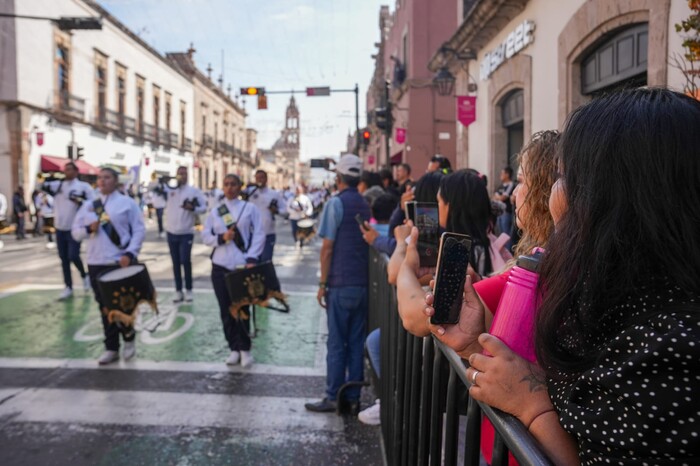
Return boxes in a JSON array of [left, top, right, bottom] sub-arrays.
[[487, 249, 543, 363]]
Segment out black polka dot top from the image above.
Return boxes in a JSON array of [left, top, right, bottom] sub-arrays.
[[548, 287, 700, 465]]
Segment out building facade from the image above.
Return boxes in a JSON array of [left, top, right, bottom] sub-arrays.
[[429, 0, 692, 188], [0, 0, 196, 204], [167, 49, 253, 190], [362, 0, 460, 173]]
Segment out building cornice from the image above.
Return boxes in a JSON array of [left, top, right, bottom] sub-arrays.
[[427, 0, 529, 72]]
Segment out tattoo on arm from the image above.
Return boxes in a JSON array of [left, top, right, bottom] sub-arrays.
[[520, 369, 547, 393]]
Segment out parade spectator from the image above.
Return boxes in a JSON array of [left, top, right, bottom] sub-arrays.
[[163, 166, 207, 303], [243, 170, 287, 262], [40, 162, 93, 299], [12, 186, 28, 240], [39, 192, 56, 246], [71, 167, 146, 365], [395, 162, 412, 193], [368, 193, 396, 237], [306, 154, 370, 414], [438, 88, 700, 465], [427, 154, 452, 174], [287, 185, 314, 248], [379, 168, 400, 198], [202, 174, 265, 368], [31, 188, 42, 236], [147, 173, 167, 238], [358, 171, 384, 206], [492, 166, 516, 240]]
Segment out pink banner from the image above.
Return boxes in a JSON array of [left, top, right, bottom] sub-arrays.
[[457, 96, 477, 127], [395, 128, 406, 144]]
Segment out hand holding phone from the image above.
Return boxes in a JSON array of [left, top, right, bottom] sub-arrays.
[[355, 213, 368, 231], [430, 232, 472, 325]]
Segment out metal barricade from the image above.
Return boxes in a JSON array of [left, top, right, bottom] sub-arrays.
[[369, 249, 553, 466]]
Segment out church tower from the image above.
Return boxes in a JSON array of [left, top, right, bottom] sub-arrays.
[[272, 96, 301, 183]]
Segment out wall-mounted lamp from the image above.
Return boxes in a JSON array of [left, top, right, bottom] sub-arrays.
[[432, 46, 478, 97]]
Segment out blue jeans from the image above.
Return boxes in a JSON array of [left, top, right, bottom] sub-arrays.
[[56, 229, 86, 289], [259, 234, 276, 262], [326, 286, 368, 401], [167, 233, 194, 291], [155, 208, 164, 234], [366, 328, 381, 378]]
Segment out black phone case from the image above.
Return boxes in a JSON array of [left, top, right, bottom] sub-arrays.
[[430, 234, 472, 325]]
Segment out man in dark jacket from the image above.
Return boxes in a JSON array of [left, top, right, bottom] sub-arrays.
[[12, 186, 28, 240]]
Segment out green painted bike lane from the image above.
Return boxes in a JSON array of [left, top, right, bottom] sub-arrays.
[[0, 289, 322, 367]]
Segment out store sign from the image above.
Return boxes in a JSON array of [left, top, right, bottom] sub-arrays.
[[480, 20, 535, 81], [457, 96, 477, 127]]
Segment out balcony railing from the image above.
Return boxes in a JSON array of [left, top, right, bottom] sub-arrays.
[[55, 90, 85, 120], [158, 127, 168, 145], [143, 122, 157, 142], [168, 132, 179, 147], [201, 134, 214, 148], [124, 116, 137, 136], [183, 137, 193, 152], [104, 109, 123, 132], [369, 249, 553, 466]]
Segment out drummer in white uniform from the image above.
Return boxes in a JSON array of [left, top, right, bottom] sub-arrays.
[[202, 174, 265, 368], [72, 167, 146, 365], [287, 185, 314, 249]]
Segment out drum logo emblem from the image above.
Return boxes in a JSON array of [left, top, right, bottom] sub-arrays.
[[113, 286, 140, 311], [244, 274, 266, 298]]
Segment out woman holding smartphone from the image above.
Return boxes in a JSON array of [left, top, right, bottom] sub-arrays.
[[433, 88, 700, 464]]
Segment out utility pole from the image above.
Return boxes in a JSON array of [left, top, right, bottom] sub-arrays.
[[384, 80, 391, 167]]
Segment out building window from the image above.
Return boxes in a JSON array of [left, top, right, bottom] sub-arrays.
[[180, 101, 186, 147], [165, 92, 172, 132], [136, 75, 145, 135], [153, 85, 161, 129], [500, 89, 524, 171], [116, 64, 127, 118], [580, 23, 648, 95], [94, 51, 108, 125]]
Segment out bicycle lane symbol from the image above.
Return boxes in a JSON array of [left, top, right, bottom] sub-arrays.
[[73, 302, 195, 345]]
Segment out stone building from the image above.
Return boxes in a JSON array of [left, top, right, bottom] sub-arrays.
[[167, 48, 252, 190], [270, 96, 300, 185], [0, 0, 195, 204]]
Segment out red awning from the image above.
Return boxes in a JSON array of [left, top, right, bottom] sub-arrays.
[[390, 151, 403, 165], [41, 155, 100, 176]]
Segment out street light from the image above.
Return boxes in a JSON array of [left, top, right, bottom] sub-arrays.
[[433, 66, 456, 96]]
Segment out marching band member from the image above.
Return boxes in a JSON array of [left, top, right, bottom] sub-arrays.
[[243, 169, 287, 262], [71, 167, 145, 365], [41, 162, 94, 300], [202, 174, 265, 368], [162, 166, 206, 303], [147, 172, 168, 238]]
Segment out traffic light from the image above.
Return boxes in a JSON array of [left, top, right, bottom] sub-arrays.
[[374, 107, 392, 134], [76, 146, 85, 160], [258, 94, 268, 110], [240, 87, 265, 96], [362, 129, 371, 148]]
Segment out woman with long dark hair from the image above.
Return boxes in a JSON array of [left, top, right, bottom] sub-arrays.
[[456, 88, 700, 464]]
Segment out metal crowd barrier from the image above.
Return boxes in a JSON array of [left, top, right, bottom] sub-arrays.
[[368, 248, 554, 466]]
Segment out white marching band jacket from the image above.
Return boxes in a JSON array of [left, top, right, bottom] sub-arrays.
[[41, 179, 94, 231], [71, 191, 145, 265], [201, 197, 266, 270], [163, 184, 207, 235], [244, 186, 287, 236]]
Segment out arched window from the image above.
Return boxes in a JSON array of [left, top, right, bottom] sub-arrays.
[[580, 23, 648, 95]]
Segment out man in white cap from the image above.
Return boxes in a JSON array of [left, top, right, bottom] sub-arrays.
[[305, 154, 371, 414]]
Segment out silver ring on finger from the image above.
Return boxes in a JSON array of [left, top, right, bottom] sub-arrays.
[[471, 370, 480, 386]]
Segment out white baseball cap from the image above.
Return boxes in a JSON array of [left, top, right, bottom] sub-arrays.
[[334, 154, 362, 177]]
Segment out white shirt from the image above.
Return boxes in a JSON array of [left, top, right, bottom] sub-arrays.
[[205, 188, 224, 212], [201, 198, 266, 269], [71, 191, 145, 265], [287, 194, 313, 221], [39, 194, 55, 218], [163, 184, 207, 235], [42, 179, 94, 231], [147, 181, 167, 209], [244, 186, 287, 235]]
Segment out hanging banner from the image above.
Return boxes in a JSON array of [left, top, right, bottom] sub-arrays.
[[395, 128, 406, 144], [457, 96, 477, 127], [36, 132, 44, 146]]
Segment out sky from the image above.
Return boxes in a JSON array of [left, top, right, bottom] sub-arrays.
[[99, 0, 388, 161]]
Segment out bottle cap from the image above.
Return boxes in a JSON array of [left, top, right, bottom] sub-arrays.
[[516, 250, 543, 272]]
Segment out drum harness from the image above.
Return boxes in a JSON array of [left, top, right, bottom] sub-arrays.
[[212, 201, 253, 257], [92, 196, 132, 250]]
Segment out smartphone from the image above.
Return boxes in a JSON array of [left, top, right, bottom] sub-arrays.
[[404, 201, 416, 224], [355, 213, 368, 230], [430, 232, 473, 325], [414, 202, 439, 268]]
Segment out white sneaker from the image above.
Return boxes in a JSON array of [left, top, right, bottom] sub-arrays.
[[185, 290, 193, 302], [358, 399, 381, 426], [240, 350, 254, 368], [97, 350, 119, 365], [83, 275, 91, 292], [173, 291, 184, 303], [59, 287, 73, 301], [122, 341, 136, 361], [226, 351, 240, 365], [46, 242, 56, 249]]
